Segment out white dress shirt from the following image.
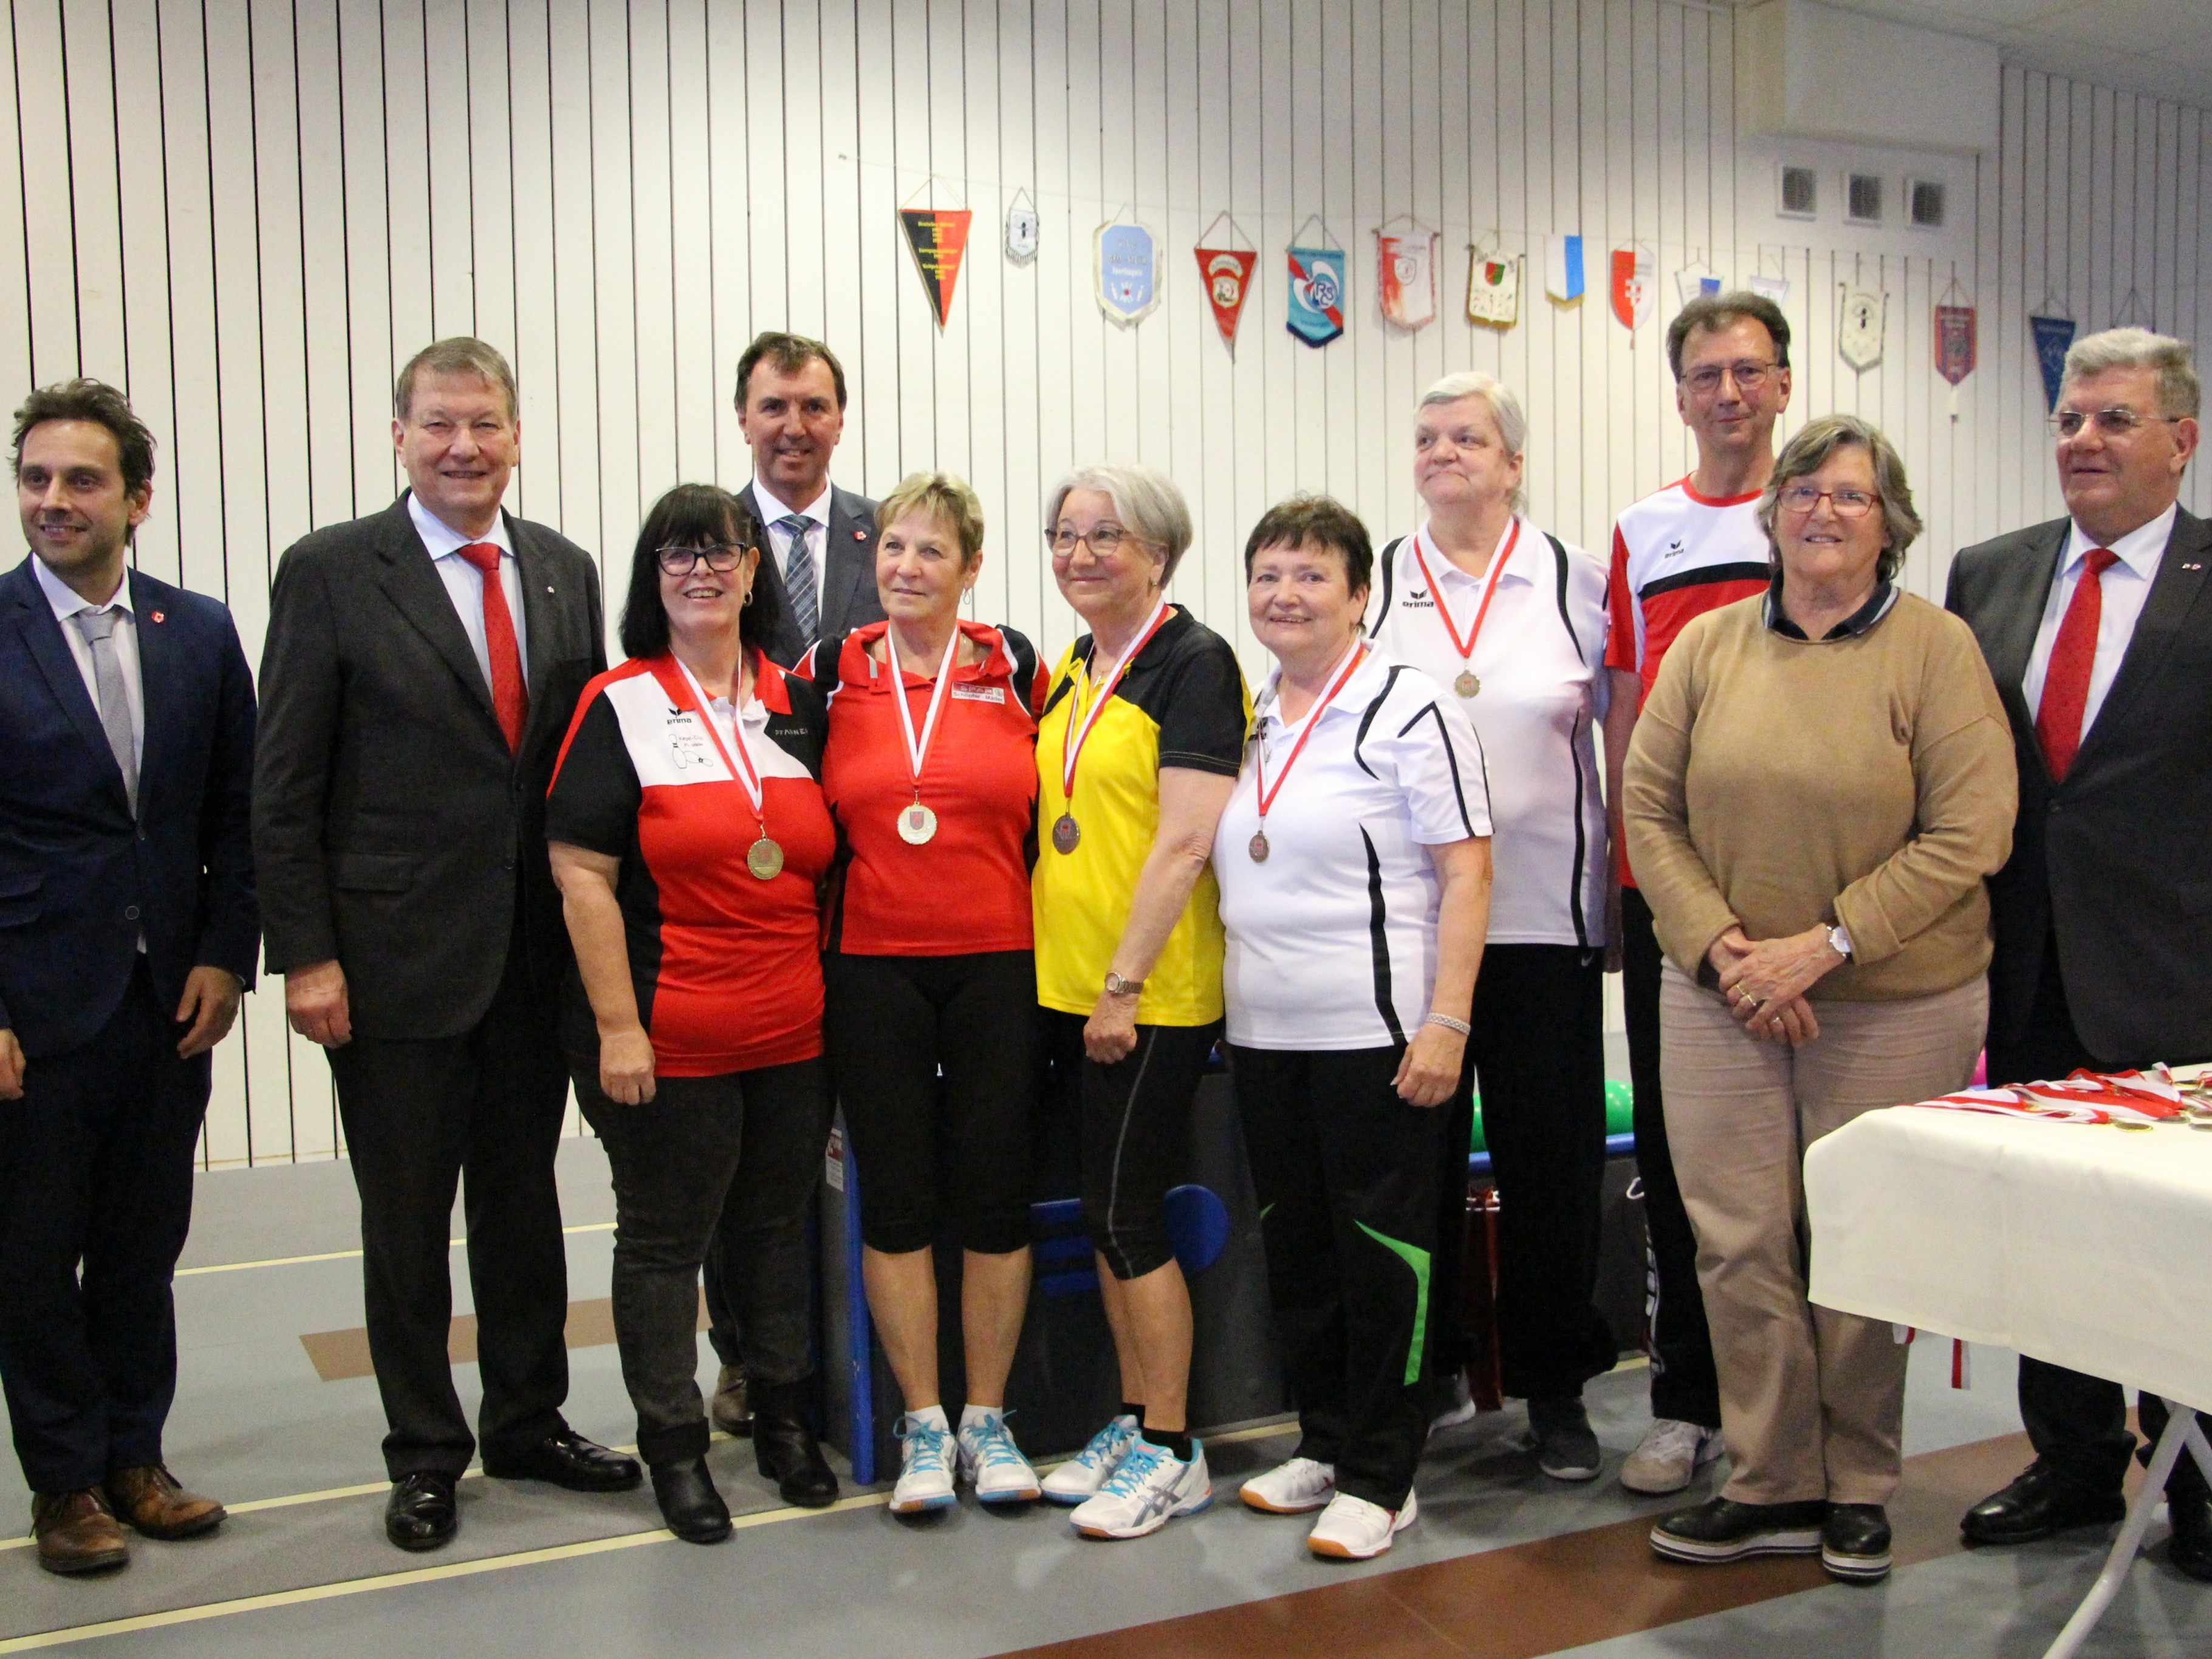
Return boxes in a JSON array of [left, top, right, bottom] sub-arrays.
[[408, 494, 530, 691], [2021, 502, 2176, 740], [33, 553, 145, 770], [752, 480, 833, 598]]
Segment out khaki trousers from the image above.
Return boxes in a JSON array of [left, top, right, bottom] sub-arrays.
[[1660, 964, 1987, 1506]]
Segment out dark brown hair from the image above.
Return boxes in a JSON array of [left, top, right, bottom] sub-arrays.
[[1666, 290, 1792, 382], [620, 485, 784, 662], [733, 330, 848, 412], [12, 378, 157, 498], [1242, 494, 1375, 595]]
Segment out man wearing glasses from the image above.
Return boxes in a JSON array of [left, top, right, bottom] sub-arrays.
[[1946, 327, 2209, 1579], [1601, 290, 1793, 1497]]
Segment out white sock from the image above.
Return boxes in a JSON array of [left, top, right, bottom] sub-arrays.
[[906, 1403, 950, 1432], [959, 1403, 1003, 1434]]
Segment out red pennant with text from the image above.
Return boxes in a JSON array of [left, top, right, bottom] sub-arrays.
[[1194, 246, 1257, 343], [899, 208, 973, 327]]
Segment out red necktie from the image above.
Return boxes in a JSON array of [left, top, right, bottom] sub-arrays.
[[457, 541, 528, 751], [2035, 547, 2118, 783]]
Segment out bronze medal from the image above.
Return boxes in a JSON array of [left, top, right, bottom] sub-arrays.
[[1248, 829, 1270, 863], [897, 802, 939, 846], [745, 836, 785, 880], [1052, 812, 1080, 855], [1454, 669, 1480, 697]]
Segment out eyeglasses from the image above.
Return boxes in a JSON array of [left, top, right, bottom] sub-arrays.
[[657, 544, 748, 575], [2048, 407, 2182, 439], [1776, 483, 1878, 519], [1682, 360, 1776, 396], [1046, 525, 1135, 557]]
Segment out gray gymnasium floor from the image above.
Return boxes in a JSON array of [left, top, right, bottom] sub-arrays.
[[1, 1139, 2207, 1657]]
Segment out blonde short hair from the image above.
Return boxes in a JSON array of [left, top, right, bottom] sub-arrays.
[[876, 470, 985, 567], [1044, 465, 1195, 584]]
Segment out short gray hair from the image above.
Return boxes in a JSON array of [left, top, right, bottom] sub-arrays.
[[1044, 464, 1194, 584], [1417, 371, 1527, 513], [395, 337, 518, 422], [1756, 414, 1922, 583], [2061, 327, 2200, 420]]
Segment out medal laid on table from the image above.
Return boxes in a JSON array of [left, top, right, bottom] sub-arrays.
[[1409, 518, 1519, 698], [671, 657, 784, 880], [886, 620, 965, 847], [1053, 597, 1172, 854], [1248, 638, 1368, 862]]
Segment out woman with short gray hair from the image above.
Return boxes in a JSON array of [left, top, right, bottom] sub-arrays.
[[1625, 412, 2017, 1582]]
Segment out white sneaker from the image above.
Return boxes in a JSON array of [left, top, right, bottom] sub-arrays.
[[1428, 1372, 1480, 1434], [889, 1414, 956, 1514], [957, 1411, 1041, 1504], [1041, 1414, 1140, 1505], [1620, 1418, 1723, 1496], [1240, 1455, 1336, 1514], [1068, 1438, 1211, 1539], [1307, 1488, 1417, 1559]]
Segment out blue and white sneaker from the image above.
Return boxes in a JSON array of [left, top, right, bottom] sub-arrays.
[[1041, 1413, 1140, 1506], [890, 1414, 956, 1514], [957, 1411, 1041, 1504], [1069, 1437, 1211, 1539]]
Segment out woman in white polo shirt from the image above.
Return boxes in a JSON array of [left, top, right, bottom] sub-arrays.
[[1217, 495, 1493, 1560], [1368, 371, 1619, 1480]]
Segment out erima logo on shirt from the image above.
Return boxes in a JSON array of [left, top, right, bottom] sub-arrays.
[[1667, 538, 1685, 555], [1402, 589, 1437, 609]]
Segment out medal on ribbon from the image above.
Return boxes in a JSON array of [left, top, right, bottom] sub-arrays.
[[1409, 519, 1519, 699], [885, 623, 965, 847], [899, 180, 973, 329], [1194, 211, 1257, 345], [1054, 600, 1172, 854], [1095, 213, 1162, 325], [1464, 245, 1518, 329], [1248, 640, 1368, 863], [1375, 218, 1437, 330], [669, 657, 784, 880]]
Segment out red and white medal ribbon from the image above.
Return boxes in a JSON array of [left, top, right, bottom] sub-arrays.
[[1409, 517, 1520, 694], [673, 657, 765, 813], [1247, 640, 1367, 861], [886, 623, 964, 843], [1059, 597, 1171, 802]]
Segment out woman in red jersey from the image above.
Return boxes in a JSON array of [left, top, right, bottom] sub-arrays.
[[800, 471, 1050, 1517], [546, 485, 837, 1543]]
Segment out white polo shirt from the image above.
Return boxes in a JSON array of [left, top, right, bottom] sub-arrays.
[[1214, 643, 1491, 1052], [1368, 517, 1611, 949]]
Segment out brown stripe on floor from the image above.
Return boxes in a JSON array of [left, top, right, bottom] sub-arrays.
[[299, 1293, 709, 1383], [998, 1431, 2044, 1659]]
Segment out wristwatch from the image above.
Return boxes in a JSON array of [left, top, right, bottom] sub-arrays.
[[1826, 923, 1854, 960], [1103, 971, 1145, 999]]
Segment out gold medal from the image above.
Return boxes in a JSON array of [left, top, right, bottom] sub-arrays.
[[746, 836, 785, 880], [897, 801, 939, 845], [1454, 669, 1480, 697], [1052, 812, 1080, 854], [1248, 829, 1270, 863]]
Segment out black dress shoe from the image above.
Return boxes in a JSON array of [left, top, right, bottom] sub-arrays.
[[1961, 1461, 2126, 1545], [752, 1380, 839, 1508], [1822, 1503, 1893, 1583], [2166, 1487, 2212, 1582], [385, 1473, 458, 1551], [651, 1458, 733, 1544], [1650, 1496, 1827, 1564], [482, 1429, 643, 1493]]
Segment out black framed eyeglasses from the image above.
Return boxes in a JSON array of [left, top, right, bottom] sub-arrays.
[[2049, 407, 2182, 439], [657, 543, 748, 575]]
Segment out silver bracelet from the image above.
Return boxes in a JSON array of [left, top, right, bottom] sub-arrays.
[[1424, 1011, 1472, 1036]]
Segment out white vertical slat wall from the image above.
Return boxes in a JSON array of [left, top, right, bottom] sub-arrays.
[[2, 1, 2205, 1167]]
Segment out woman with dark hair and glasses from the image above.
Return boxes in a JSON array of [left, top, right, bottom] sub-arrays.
[[545, 484, 836, 1542]]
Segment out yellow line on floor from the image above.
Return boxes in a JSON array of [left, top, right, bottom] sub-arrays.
[[174, 1222, 617, 1278]]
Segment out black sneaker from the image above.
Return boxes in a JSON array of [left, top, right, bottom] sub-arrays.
[[1651, 1495, 1828, 1564], [1525, 1395, 1601, 1482], [1822, 1503, 1892, 1582]]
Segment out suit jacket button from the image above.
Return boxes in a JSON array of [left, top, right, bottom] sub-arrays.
[[125, 905, 141, 921]]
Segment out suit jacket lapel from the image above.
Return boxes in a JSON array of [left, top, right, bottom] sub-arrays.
[[1984, 521, 2067, 743], [2073, 507, 2212, 775], [510, 513, 565, 746], [820, 488, 872, 638], [127, 567, 180, 815], [9, 561, 130, 806], [372, 496, 500, 730]]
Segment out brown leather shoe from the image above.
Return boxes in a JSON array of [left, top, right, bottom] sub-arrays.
[[30, 1489, 129, 1575], [709, 1364, 752, 1438], [104, 1465, 227, 1540]]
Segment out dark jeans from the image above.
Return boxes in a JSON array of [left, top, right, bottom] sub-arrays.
[[0, 960, 211, 1493], [1231, 1043, 1441, 1509], [579, 1055, 830, 1464], [329, 941, 573, 1480], [1622, 886, 1722, 1428], [1463, 943, 1619, 1401], [1988, 934, 2208, 1503]]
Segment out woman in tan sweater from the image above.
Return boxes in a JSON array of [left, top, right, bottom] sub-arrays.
[[1623, 414, 2016, 1584]]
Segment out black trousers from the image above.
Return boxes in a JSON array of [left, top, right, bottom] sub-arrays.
[[1462, 943, 1619, 1401], [0, 960, 211, 1494], [1231, 1043, 1440, 1509], [328, 940, 573, 1480], [1621, 887, 1722, 1428], [1987, 933, 2208, 1503], [572, 1057, 829, 1465]]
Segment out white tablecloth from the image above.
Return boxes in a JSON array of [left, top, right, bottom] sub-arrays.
[[1805, 1107, 2212, 1411]]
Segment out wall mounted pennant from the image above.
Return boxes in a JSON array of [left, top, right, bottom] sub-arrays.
[[1004, 188, 1040, 263], [1465, 247, 1519, 329], [1375, 218, 1438, 330], [2029, 311, 2077, 411], [1193, 211, 1258, 345], [899, 190, 973, 329], [1674, 256, 1722, 304], [1544, 235, 1586, 304], [1934, 292, 1977, 387], [1287, 217, 1346, 347], [1094, 213, 1161, 325], [2114, 288, 2153, 330], [1748, 270, 1790, 306], [1611, 244, 1655, 330], [1838, 283, 1885, 371]]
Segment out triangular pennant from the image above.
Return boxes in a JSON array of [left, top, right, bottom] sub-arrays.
[[1194, 245, 1258, 343], [899, 208, 972, 327], [2030, 314, 2077, 411]]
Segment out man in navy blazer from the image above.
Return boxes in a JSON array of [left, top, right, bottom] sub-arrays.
[[0, 380, 257, 1575]]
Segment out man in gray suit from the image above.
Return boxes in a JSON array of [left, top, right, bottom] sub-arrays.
[[1945, 327, 2208, 1580], [254, 338, 637, 1551]]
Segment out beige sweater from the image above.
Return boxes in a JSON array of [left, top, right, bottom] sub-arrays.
[[1624, 592, 2018, 1001]]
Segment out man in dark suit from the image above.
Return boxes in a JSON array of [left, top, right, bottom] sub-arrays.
[[0, 380, 257, 1574], [1945, 327, 2209, 1580], [700, 331, 883, 1464], [254, 338, 637, 1552]]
